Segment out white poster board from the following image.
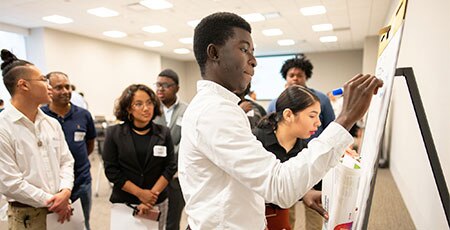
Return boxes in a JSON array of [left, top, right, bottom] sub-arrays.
[[354, 0, 408, 229]]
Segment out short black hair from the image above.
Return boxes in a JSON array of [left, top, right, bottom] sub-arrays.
[[46, 71, 69, 84], [280, 57, 313, 80], [194, 12, 251, 76], [158, 69, 179, 85], [114, 84, 161, 122], [0, 99, 4, 105], [1, 49, 33, 95]]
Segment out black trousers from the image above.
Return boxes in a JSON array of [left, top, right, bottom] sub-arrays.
[[166, 178, 186, 230]]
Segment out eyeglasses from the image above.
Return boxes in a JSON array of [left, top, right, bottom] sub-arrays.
[[24, 76, 49, 85], [154, 82, 175, 89], [132, 100, 153, 110]]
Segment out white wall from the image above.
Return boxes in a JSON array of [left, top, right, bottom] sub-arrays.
[[387, 0, 450, 229], [26, 28, 161, 117], [304, 50, 363, 93]]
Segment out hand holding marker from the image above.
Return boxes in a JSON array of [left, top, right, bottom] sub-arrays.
[[331, 87, 344, 96]]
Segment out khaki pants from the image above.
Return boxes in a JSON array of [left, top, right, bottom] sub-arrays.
[[289, 202, 324, 230], [7, 204, 48, 230]]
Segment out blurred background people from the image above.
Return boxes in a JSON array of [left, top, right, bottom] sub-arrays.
[[153, 69, 188, 230]]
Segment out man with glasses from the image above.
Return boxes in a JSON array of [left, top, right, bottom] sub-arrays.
[[153, 69, 188, 230], [41, 71, 97, 230], [0, 49, 74, 229]]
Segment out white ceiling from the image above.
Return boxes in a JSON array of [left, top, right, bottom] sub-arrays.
[[0, 0, 392, 61]]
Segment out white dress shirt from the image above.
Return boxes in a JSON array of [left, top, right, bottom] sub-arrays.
[[178, 80, 353, 230], [162, 97, 179, 127], [0, 106, 74, 208]]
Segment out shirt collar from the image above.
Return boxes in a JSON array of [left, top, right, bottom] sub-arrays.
[[197, 80, 240, 105], [163, 96, 179, 110], [8, 104, 48, 124]]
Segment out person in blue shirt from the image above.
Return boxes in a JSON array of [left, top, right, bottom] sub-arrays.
[[266, 57, 335, 229], [41, 71, 97, 230]]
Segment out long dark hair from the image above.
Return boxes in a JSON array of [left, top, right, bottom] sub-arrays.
[[258, 85, 320, 130], [114, 84, 161, 122]]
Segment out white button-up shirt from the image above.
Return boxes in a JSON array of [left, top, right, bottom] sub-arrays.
[[0, 106, 74, 208], [179, 80, 353, 230], [162, 97, 179, 126]]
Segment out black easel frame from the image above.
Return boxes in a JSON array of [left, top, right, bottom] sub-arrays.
[[395, 67, 450, 227]]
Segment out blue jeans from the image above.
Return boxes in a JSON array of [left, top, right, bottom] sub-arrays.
[[73, 181, 92, 230]]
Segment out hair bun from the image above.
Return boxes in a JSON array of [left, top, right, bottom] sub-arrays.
[[1, 49, 18, 70]]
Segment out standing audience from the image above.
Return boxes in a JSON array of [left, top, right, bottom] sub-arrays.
[[0, 49, 74, 228], [41, 71, 97, 230], [103, 84, 176, 230], [153, 69, 188, 230]]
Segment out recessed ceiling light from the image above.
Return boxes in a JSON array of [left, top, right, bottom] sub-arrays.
[[262, 28, 283, 36], [300, 5, 326, 16], [277, 39, 295, 46], [262, 12, 281, 19], [87, 7, 119, 17], [142, 25, 167, 33], [174, 48, 190, 54], [144, 41, 164, 47], [241, 13, 265, 22], [103, 30, 127, 38], [139, 0, 173, 10], [187, 19, 200, 28], [42, 15, 73, 24], [179, 37, 193, 44], [312, 24, 333, 32], [320, 36, 338, 43]]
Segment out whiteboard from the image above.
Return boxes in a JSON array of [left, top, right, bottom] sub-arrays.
[[354, 13, 406, 230]]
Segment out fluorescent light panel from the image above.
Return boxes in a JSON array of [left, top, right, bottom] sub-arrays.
[[142, 25, 167, 33], [300, 5, 326, 16], [320, 36, 337, 43], [187, 19, 200, 28], [277, 39, 295, 46], [179, 37, 193, 44], [103, 30, 127, 38], [42, 15, 73, 24], [312, 23, 333, 32], [241, 13, 265, 22], [174, 48, 190, 54], [262, 28, 283, 36], [87, 7, 119, 17], [139, 0, 173, 10], [144, 41, 164, 47]]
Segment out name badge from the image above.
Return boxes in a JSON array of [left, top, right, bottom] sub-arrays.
[[153, 145, 167, 157], [74, 131, 86, 142]]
